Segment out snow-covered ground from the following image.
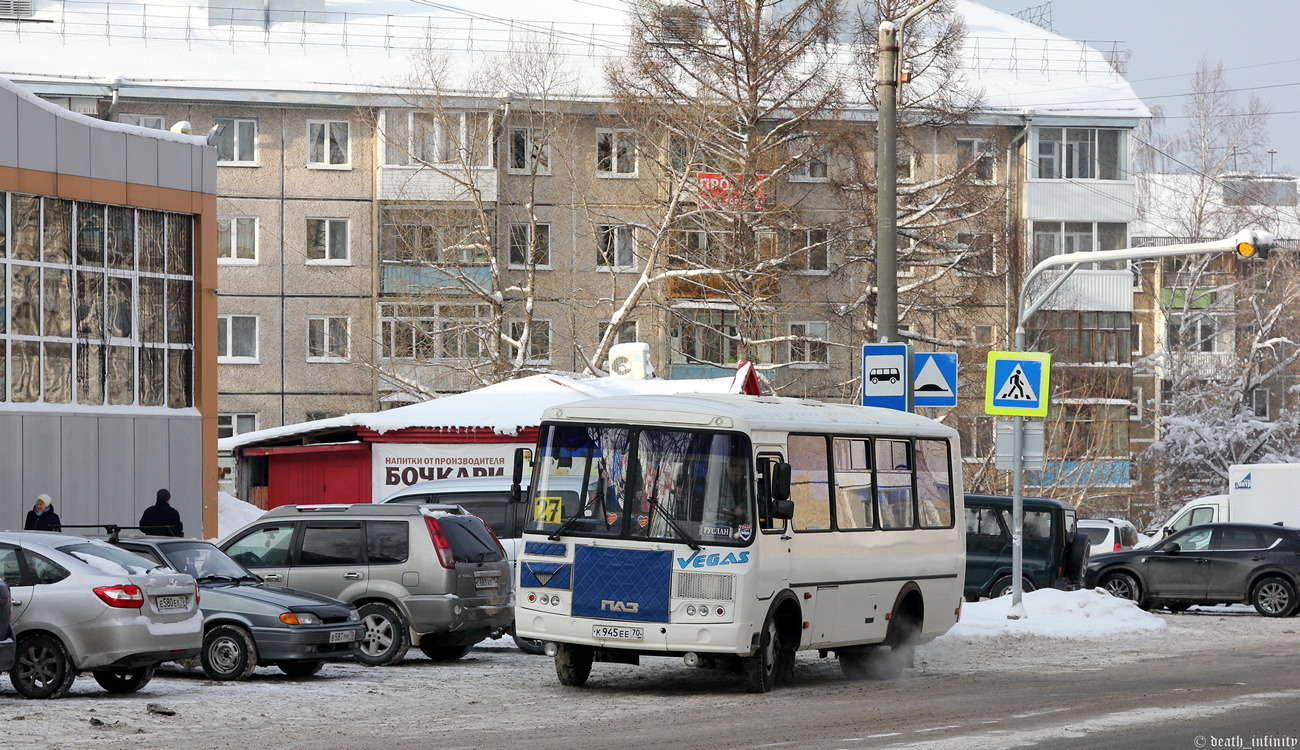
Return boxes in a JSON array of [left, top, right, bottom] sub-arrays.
[[213, 491, 265, 541]]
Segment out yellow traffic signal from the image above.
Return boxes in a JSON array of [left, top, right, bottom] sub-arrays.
[[1234, 229, 1276, 260]]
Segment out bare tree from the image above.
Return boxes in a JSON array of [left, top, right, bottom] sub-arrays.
[[1133, 59, 1300, 516]]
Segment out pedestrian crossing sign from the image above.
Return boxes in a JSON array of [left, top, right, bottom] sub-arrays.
[[985, 351, 1051, 417]]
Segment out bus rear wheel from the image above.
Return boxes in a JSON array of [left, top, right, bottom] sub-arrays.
[[554, 643, 594, 687]]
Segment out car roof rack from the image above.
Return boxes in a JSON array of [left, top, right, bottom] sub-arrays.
[[263, 503, 468, 517], [58, 523, 144, 544]]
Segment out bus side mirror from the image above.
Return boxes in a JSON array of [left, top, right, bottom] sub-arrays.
[[767, 462, 793, 519], [511, 448, 532, 504]]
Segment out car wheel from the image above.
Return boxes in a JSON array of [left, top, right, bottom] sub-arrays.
[[355, 602, 410, 667], [10, 635, 77, 699], [1064, 533, 1090, 586], [554, 642, 594, 687], [277, 660, 324, 677], [990, 576, 1034, 599], [419, 641, 472, 661], [1252, 576, 1298, 617], [92, 665, 154, 694], [740, 616, 779, 693], [1101, 571, 1143, 604], [202, 625, 258, 681]]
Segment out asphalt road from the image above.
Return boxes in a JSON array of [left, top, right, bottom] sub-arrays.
[[6, 609, 1298, 750]]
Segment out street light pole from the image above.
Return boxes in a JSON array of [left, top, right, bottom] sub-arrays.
[[875, 0, 939, 344], [1006, 229, 1275, 619]]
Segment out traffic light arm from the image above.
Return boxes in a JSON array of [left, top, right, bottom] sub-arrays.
[[1017, 229, 1275, 330]]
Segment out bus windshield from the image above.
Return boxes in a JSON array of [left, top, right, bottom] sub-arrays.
[[525, 423, 754, 546]]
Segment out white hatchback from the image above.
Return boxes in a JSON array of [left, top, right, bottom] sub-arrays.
[[1078, 518, 1141, 556]]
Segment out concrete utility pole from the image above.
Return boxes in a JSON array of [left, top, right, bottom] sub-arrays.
[[1005, 229, 1276, 620], [875, 0, 940, 343]]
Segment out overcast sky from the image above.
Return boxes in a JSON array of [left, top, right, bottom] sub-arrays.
[[976, 0, 1300, 175]]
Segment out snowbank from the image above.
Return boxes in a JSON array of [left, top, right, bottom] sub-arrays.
[[943, 588, 1167, 640], [215, 491, 266, 542]]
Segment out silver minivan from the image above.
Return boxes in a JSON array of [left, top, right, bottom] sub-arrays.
[[0, 531, 203, 698], [219, 504, 512, 665]]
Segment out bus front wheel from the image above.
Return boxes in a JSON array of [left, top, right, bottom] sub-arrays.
[[554, 643, 594, 687], [741, 617, 779, 693]]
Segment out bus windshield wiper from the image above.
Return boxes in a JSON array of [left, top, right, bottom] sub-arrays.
[[547, 509, 588, 541], [646, 498, 700, 551]]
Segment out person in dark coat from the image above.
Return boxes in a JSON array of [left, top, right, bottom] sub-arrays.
[[24, 494, 62, 531], [139, 488, 183, 537]]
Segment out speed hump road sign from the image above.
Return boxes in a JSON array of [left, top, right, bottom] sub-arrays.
[[985, 351, 1051, 417]]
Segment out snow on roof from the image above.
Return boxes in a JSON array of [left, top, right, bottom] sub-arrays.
[[1132, 172, 1300, 242], [0, 0, 1147, 120], [217, 371, 750, 451]]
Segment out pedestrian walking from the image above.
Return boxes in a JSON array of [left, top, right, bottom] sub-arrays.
[[139, 488, 184, 536], [24, 493, 63, 531]]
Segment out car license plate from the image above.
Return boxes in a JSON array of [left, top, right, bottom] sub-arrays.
[[475, 576, 498, 590], [329, 630, 356, 644], [155, 595, 188, 611], [592, 624, 643, 641]]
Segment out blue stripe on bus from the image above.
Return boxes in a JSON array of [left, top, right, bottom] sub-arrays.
[[520, 562, 572, 589], [572, 546, 671, 623], [523, 541, 567, 557]]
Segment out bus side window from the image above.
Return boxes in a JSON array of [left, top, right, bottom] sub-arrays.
[[832, 438, 873, 530], [915, 439, 953, 527], [788, 435, 831, 531], [875, 439, 914, 529]]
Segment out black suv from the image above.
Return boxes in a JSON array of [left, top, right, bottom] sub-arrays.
[[1087, 522, 1300, 617]]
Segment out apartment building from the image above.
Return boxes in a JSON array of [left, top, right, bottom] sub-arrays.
[[0, 0, 1153, 516]]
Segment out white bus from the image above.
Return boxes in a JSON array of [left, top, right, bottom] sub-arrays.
[[512, 393, 965, 692]]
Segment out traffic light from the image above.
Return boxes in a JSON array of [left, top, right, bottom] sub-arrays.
[[1234, 228, 1276, 260]]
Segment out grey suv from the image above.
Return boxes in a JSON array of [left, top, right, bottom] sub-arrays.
[[219, 504, 512, 665]]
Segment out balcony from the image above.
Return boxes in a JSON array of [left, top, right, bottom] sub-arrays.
[[1031, 269, 1132, 312], [381, 265, 493, 296], [1027, 459, 1131, 488], [379, 166, 497, 203]]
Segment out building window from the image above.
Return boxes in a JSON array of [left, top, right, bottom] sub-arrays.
[[793, 228, 829, 272], [967, 324, 996, 345], [508, 222, 551, 267], [1131, 321, 1143, 356], [788, 321, 829, 367], [217, 216, 257, 264], [307, 120, 350, 168], [601, 320, 639, 345], [378, 303, 489, 360], [214, 117, 257, 164], [509, 320, 551, 364], [1166, 313, 1221, 353], [119, 114, 165, 130], [1031, 221, 1127, 267], [1130, 385, 1144, 422], [383, 110, 493, 168], [596, 129, 637, 175], [1, 196, 193, 407], [897, 149, 915, 182], [670, 308, 772, 366], [956, 231, 993, 274], [217, 413, 257, 439], [379, 208, 489, 265], [306, 218, 349, 264], [790, 152, 828, 182], [0, 2, 36, 19], [307, 316, 349, 362], [1251, 388, 1271, 420], [956, 138, 994, 182], [596, 224, 636, 269], [1049, 404, 1130, 457], [217, 315, 258, 363], [1034, 127, 1127, 180], [1032, 311, 1131, 364], [508, 127, 550, 175]]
